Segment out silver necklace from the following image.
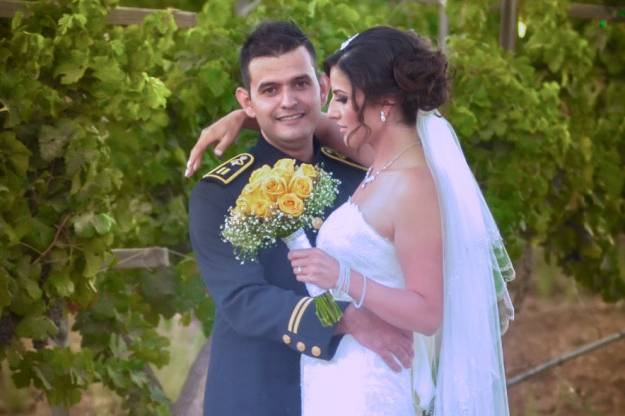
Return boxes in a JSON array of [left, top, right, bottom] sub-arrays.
[[361, 143, 419, 188]]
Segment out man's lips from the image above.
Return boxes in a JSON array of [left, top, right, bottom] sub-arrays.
[[276, 113, 305, 121]]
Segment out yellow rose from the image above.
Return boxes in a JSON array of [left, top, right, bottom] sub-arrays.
[[274, 159, 295, 174], [277, 193, 305, 217], [261, 173, 288, 201], [296, 163, 318, 179], [249, 165, 272, 184], [289, 174, 313, 199], [233, 195, 250, 215], [274, 159, 296, 183], [251, 197, 272, 218], [274, 169, 294, 184], [241, 181, 260, 196]]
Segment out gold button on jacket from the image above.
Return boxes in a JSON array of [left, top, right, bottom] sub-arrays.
[[311, 346, 321, 357], [282, 334, 291, 344], [296, 341, 306, 352]]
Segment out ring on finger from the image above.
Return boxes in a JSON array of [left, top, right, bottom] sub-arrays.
[[296, 266, 302, 274]]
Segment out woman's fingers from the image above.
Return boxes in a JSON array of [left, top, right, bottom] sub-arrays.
[[185, 118, 239, 177], [185, 134, 210, 177], [213, 132, 233, 157], [288, 248, 309, 259], [378, 351, 402, 373]]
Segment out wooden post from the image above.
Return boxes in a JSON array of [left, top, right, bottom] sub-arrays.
[[112, 247, 170, 269], [2, 0, 625, 26], [107, 6, 196, 27], [0, 0, 23, 17], [438, 0, 448, 53], [0, 0, 197, 27], [499, 0, 518, 51], [569, 3, 625, 21], [173, 336, 212, 416]]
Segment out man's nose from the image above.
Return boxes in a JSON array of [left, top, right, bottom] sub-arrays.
[[280, 88, 298, 108]]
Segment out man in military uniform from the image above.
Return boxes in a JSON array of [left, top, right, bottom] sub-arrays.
[[189, 21, 412, 415]]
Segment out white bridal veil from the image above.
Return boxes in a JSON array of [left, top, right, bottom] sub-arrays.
[[418, 110, 515, 416]]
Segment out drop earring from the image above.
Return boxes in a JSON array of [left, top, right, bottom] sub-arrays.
[[380, 111, 387, 123]]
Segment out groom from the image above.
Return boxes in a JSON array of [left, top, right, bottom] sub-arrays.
[[189, 21, 412, 415]]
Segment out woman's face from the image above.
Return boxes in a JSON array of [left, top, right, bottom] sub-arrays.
[[327, 66, 379, 150]]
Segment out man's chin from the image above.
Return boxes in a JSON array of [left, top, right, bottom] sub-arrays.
[[275, 127, 316, 143]]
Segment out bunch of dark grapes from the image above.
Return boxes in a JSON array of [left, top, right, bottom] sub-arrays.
[[49, 300, 68, 346], [0, 313, 16, 347]]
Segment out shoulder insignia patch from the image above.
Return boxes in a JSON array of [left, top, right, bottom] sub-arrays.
[[202, 153, 255, 185], [320, 147, 367, 171]]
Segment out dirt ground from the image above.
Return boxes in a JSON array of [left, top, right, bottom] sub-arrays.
[[2, 292, 625, 416], [504, 294, 625, 416]]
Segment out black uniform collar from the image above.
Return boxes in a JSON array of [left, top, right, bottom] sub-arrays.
[[252, 135, 322, 165]]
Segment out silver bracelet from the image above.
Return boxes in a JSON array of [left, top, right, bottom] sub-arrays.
[[332, 260, 349, 297], [353, 274, 367, 309], [343, 266, 351, 295]]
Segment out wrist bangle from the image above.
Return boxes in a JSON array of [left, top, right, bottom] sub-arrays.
[[332, 261, 348, 297], [353, 274, 367, 309]]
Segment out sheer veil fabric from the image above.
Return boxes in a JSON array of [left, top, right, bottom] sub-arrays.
[[418, 111, 514, 415]]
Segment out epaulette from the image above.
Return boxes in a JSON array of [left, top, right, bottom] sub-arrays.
[[202, 153, 255, 185], [320, 147, 367, 171]]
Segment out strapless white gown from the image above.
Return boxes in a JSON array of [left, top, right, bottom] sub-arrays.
[[301, 200, 436, 416]]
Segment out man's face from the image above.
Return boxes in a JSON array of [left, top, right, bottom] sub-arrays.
[[236, 46, 327, 150]]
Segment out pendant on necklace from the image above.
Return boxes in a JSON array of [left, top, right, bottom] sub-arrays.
[[361, 169, 376, 188]]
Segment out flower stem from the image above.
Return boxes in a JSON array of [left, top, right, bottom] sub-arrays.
[[314, 292, 343, 327]]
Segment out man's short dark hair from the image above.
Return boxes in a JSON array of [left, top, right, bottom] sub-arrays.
[[239, 21, 317, 89]]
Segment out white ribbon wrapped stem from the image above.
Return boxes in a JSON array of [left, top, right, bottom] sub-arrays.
[[282, 229, 324, 296]]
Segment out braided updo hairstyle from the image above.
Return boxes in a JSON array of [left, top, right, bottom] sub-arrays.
[[323, 27, 449, 126]]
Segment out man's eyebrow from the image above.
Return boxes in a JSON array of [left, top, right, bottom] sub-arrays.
[[257, 81, 278, 91], [256, 74, 313, 91], [292, 75, 312, 82]]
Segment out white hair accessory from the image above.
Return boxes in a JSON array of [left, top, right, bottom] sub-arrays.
[[340, 33, 359, 50]]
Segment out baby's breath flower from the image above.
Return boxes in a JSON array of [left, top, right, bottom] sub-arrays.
[[221, 160, 340, 262]]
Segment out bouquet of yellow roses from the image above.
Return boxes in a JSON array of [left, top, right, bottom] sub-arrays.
[[221, 158, 343, 326]]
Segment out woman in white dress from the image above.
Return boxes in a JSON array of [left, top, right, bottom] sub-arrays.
[[288, 27, 514, 416], [188, 26, 514, 416], [288, 27, 445, 415]]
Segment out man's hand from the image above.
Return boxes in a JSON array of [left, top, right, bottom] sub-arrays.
[[185, 110, 249, 177], [337, 305, 413, 372]]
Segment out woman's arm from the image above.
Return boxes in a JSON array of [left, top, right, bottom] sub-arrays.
[[350, 172, 443, 334], [288, 170, 443, 335], [185, 110, 375, 177], [185, 110, 257, 177]]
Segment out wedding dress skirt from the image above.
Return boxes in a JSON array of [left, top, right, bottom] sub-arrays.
[[302, 200, 436, 416]]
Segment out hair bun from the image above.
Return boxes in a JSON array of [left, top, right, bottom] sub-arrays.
[[393, 49, 448, 112], [323, 26, 449, 124]]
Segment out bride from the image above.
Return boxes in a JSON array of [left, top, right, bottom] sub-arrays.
[[188, 26, 514, 416]]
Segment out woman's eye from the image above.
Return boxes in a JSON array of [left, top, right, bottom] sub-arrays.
[[335, 96, 348, 104]]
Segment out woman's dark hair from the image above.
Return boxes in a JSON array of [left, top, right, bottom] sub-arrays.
[[240, 21, 316, 89], [324, 27, 448, 129]]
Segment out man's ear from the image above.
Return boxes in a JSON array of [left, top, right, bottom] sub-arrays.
[[319, 73, 330, 105], [235, 87, 256, 118]]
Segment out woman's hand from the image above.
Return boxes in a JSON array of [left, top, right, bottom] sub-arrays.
[[288, 248, 340, 290], [185, 109, 250, 177]]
